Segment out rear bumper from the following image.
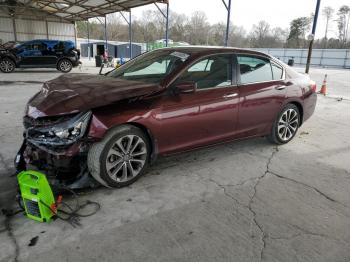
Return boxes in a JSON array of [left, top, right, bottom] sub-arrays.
[[303, 92, 317, 123]]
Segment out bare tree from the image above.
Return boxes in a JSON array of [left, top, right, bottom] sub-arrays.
[[229, 24, 247, 47], [186, 11, 210, 45], [76, 9, 350, 49], [107, 13, 127, 41], [249, 21, 272, 47], [322, 6, 334, 39], [337, 5, 350, 44]]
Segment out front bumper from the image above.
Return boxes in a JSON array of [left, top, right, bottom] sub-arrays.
[[15, 137, 98, 189]]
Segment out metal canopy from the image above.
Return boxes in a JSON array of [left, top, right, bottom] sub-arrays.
[[1, 0, 168, 21]]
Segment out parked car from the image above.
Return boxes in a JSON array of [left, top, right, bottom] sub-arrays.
[[15, 47, 317, 189], [0, 39, 80, 73]]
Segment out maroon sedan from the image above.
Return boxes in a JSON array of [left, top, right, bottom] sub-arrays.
[[16, 47, 317, 188]]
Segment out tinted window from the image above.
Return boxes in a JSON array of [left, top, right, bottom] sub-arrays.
[[237, 55, 272, 84], [177, 55, 232, 89], [22, 44, 33, 51], [53, 41, 65, 51], [32, 42, 47, 51], [271, 63, 283, 80]]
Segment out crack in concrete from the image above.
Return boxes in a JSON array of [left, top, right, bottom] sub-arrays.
[[247, 146, 278, 262], [207, 146, 279, 262], [269, 223, 346, 244], [3, 214, 19, 262], [185, 143, 350, 261], [268, 171, 350, 212]]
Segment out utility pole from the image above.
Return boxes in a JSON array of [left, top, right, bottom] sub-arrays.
[[222, 0, 232, 46], [305, 0, 321, 73], [104, 15, 108, 56]]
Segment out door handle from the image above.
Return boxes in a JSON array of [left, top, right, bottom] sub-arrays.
[[223, 93, 238, 98], [275, 85, 286, 90]]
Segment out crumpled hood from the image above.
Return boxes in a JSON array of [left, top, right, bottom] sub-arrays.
[[27, 73, 162, 118]]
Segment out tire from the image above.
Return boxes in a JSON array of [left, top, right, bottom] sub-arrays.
[[57, 59, 73, 73], [88, 125, 150, 188], [0, 58, 15, 73], [267, 104, 300, 145]]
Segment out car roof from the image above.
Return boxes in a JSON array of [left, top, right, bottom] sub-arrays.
[[159, 45, 272, 58], [22, 39, 72, 44]]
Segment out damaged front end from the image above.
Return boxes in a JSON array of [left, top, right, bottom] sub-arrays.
[[15, 111, 99, 189]]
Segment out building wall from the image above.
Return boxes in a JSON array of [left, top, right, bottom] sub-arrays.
[[253, 48, 350, 68], [80, 42, 142, 59], [116, 44, 141, 59], [0, 9, 75, 44]]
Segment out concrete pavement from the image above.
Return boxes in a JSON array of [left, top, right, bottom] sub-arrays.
[[0, 63, 350, 262]]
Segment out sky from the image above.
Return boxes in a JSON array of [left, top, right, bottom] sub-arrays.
[[131, 0, 349, 39]]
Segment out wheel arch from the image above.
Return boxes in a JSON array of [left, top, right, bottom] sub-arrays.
[[56, 57, 72, 67], [126, 122, 157, 163], [288, 101, 304, 126], [1, 55, 17, 66]]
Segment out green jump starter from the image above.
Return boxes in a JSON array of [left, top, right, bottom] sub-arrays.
[[17, 170, 56, 222]]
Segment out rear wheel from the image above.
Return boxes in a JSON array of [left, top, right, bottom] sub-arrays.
[[88, 125, 150, 188], [0, 58, 15, 73], [57, 59, 73, 73], [267, 104, 300, 144]]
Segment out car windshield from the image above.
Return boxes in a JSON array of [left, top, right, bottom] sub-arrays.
[[107, 49, 190, 83]]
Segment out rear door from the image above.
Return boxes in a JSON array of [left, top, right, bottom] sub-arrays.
[[235, 54, 286, 137], [155, 53, 240, 154]]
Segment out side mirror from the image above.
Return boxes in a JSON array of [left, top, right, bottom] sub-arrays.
[[175, 81, 196, 94]]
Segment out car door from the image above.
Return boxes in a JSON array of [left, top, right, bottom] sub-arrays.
[[235, 54, 287, 137], [19, 41, 48, 66], [40, 41, 57, 65], [17, 42, 35, 66], [154, 54, 240, 154]]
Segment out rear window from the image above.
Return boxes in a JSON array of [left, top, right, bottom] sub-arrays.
[[237, 55, 273, 84]]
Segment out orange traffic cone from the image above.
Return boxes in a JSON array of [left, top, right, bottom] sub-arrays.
[[320, 74, 327, 95]]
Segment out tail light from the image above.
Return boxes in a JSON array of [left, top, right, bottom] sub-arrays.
[[310, 80, 317, 92]]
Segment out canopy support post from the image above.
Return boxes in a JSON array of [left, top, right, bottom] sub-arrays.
[[305, 0, 321, 73], [222, 0, 232, 46], [155, 1, 170, 47]]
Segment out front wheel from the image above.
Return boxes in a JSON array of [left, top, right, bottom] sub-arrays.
[[88, 125, 150, 188], [267, 104, 300, 144], [57, 59, 73, 73], [0, 58, 15, 73]]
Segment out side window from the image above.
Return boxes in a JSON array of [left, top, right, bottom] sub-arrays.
[[177, 54, 232, 90], [188, 59, 213, 72], [271, 62, 283, 80], [23, 44, 33, 51], [32, 42, 47, 51], [237, 55, 273, 84], [53, 41, 65, 51]]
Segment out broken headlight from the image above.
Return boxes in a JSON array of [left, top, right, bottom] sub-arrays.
[[26, 111, 92, 146]]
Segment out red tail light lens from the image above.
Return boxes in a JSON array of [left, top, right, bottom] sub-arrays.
[[310, 80, 317, 92]]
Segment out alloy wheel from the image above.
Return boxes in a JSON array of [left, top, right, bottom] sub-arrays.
[[0, 59, 14, 72], [277, 108, 299, 141], [105, 135, 147, 182], [59, 60, 72, 72]]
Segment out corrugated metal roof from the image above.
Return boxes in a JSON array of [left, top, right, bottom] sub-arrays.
[[0, 0, 168, 21]]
